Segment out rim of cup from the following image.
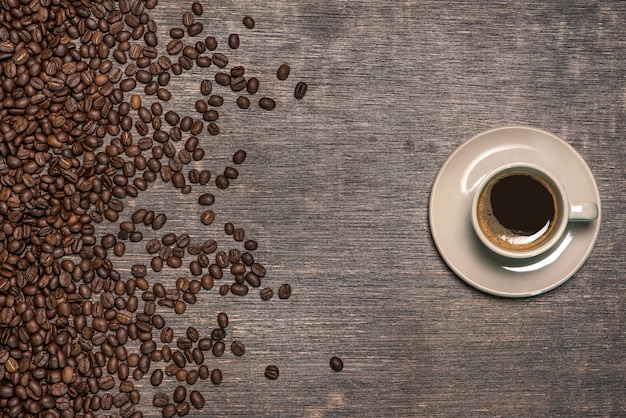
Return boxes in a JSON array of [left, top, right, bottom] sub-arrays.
[[471, 163, 569, 259]]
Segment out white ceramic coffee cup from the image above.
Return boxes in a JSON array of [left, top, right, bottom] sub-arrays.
[[471, 163, 598, 259]]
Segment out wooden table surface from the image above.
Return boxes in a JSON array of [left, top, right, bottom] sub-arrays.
[[100, 1, 626, 416]]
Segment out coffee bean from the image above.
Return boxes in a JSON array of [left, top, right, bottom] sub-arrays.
[[210, 368, 222, 384], [243, 16, 255, 29], [265, 365, 280, 380], [153, 392, 169, 407], [278, 283, 292, 299], [191, 2, 203, 15], [260, 287, 273, 300], [215, 72, 231, 86], [256, 95, 277, 111], [173, 385, 186, 403], [188, 22, 204, 37], [294, 81, 308, 99], [189, 390, 205, 409], [215, 175, 229, 189], [231, 340, 245, 356], [198, 193, 215, 205], [200, 79, 212, 95], [228, 33, 240, 49], [212, 52, 228, 67], [277, 64, 291, 80], [236, 96, 250, 109], [330, 356, 344, 371], [201, 210, 215, 225], [246, 77, 259, 94]]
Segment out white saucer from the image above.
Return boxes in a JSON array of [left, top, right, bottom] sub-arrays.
[[429, 126, 601, 297]]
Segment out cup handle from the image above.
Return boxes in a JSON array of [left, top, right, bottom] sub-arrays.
[[569, 202, 598, 221]]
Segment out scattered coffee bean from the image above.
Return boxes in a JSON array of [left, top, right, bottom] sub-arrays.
[[243, 16, 256, 29], [265, 365, 280, 380], [277, 64, 291, 80], [330, 356, 344, 371], [190, 390, 205, 409], [278, 283, 292, 299], [294, 81, 308, 99], [259, 97, 276, 110]]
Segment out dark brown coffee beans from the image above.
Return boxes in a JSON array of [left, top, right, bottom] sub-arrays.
[[259, 97, 276, 110], [265, 365, 280, 380], [228, 33, 240, 49], [277, 64, 291, 80], [243, 16, 255, 29], [190, 390, 205, 409], [278, 283, 292, 299], [294, 81, 308, 99], [231, 340, 246, 356], [330, 356, 344, 371]]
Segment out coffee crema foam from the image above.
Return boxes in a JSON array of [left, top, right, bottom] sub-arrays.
[[476, 171, 559, 252]]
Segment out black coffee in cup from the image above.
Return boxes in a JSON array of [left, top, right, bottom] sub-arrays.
[[476, 170, 559, 251]]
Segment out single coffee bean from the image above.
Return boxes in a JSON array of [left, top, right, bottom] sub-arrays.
[[201, 210, 215, 225], [173, 385, 186, 403], [215, 72, 231, 86], [198, 193, 215, 205], [200, 79, 212, 95], [188, 22, 204, 37], [189, 390, 205, 409], [259, 97, 276, 110], [232, 149, 247, 164], [260, 287, 273, 300], [236, 96, 250, 109], [153, 392, 169, 407], [231, 340, 245, 356], [294, 81, 308, 99], [191, 2, 203, 15], [246, 77, 259, 94], [265, 365, 279, 380], [212, 52, 228, 67], [224, 167, 238, 179], [277, 64, 290, 80], [215, 175, 229, 189], [210, 368, 222, 384], [228, 33, 240, 49], [242, 16, 255, 29], [278, 283, 292, 299], [330, 356, 344, 371]]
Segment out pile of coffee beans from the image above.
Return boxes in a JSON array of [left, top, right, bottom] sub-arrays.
[[0, 0, 308, 416]]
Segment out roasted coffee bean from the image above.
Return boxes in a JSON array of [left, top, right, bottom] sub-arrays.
[[215, 175, 229, 189], [236, 96, 250, 109], [212, 52, 228, 67], [246, 77, 259, 94], [153, 392, 169, 408], [294, 81, 308, 99], [243, 16, 255, 29], [189, 390, 205, 409], [198, 193, 215, 205], [191, 2, 203, 15], [200, 79, 212, 95], [278, 283, 292, 299], [265, 365, 280, 380], [259, 97, 276, 110], [231, 340, 245, 356], [330, 356, 344, 371], [277, 64, 291, 80], [210, 368, 222, 384], [215, 72, 231, 86], [173, 385, 186, 403], [260, 287, 273, 300], [205, 36, 218, 50], [201, 210, 215, 225], [228, 33, 240, 49], [233, 149, 247, 164]]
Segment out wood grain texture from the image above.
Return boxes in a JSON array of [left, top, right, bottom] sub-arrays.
[[94, 1, 625, 416]]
